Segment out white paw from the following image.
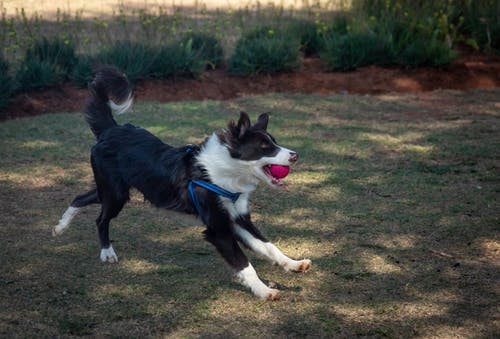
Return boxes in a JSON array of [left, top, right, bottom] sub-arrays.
[[251, 284, 281, 300], [52, 206, 80, 236], [287, 259, 312, 273], [100, 245, 118, 263], [52, 224, 65, 236], [261, 288, 281, 301], [236, 264, 281, 300]]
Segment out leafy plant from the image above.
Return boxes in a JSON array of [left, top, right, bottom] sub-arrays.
[[287, 19, 325, 56], [15, 58, 62, 91], [398, 38, 456, 67], [181, 32, 224, 69], [150, 39, 206, 79], [25, 37, 77, 78], [95, 41, 157, 83], [228, 26, 301, 76], [71, 55, 95, 88], [452, 0, 500, 53], [0, 56, 13, 112], [13, 37, 78, 92], [321, 31, 395, 71]]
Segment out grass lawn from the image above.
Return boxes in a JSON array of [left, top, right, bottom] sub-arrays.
[[0, 90, 499, 337]]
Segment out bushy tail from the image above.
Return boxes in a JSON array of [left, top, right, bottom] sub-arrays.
[[85, 66, 133, 138]]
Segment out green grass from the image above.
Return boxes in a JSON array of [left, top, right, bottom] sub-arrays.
[[0, 91, 499, 337]]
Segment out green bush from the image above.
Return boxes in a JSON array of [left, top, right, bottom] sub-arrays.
[[96, 41, 157, 83], [287, 20, 325, 56], [150, 39, 206, 79], [181, 32, 224, 69], [25, 37, 78, 78], [72, 39, 211, 85], [14, 37, 78, 92], [398, 38, 456, 67], [228, 27, 301, 76], [453, 0, 500, 53], [329, 15, 350, 36], [321, 31, 395, 71], [0, 57, 13, 112], [15, 58, 63, 91], [71, 55, 95, 88]]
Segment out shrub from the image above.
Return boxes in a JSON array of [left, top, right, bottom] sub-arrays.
[[0, 57, 13, 112], [25, 37, 78, 78], [240, 25, 278, 40], [287, 20, 325, 56], [150, 39, 206, 79], [14, 37, 78, 92], [453, 0, 500, 53], [72, 39, 210, 85], [15, 58, 63, 91], [398, 38, 456, 67], [328, 15, 350, 36], [96, 41, 157, 83], [181, 32, 224, 69], [71, 55, 95, 88], [321, 31, 395, 71], [228, 27, 301, 76]]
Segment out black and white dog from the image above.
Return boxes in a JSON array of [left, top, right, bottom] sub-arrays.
[[53, 66, 311, 300]]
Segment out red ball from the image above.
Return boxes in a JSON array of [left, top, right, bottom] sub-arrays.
[[269, 165, 290, 179]]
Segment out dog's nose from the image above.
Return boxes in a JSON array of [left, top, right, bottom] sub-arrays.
[[289, 152, 298, 163]]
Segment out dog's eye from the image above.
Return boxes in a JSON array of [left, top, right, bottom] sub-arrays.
[[260, 141, 271, 149]]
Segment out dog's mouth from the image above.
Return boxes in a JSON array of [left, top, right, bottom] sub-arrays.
[[262, 164, 290, 186]]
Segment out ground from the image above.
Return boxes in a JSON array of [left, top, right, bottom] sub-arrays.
[[0, 86, 498, 337], [3, 52, 500, 121]]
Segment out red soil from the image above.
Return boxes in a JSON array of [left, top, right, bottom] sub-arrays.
[[2, 52, 499, 121]]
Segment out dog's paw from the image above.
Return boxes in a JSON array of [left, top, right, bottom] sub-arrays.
[[292, 259, 312, 273], [100, 246, 118, 263], [52, 219, 70, 236], [52, 207, 79, 237], [264, 288, 281, 301], [52, 225, 64, 237], [252, 286, 281, 301]]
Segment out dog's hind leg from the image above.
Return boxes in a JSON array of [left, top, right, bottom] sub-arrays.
[[53, 189, 100, 236], [95, 190, 128, 263]]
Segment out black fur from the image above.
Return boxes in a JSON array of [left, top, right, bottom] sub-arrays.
[[84, 66, 131, 138], [221, 112, 281, 160], [73, 66, 283, 273], [56, 66, 308, 299]]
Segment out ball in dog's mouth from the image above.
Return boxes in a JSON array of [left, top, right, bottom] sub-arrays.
[[269, 165, 290, 178], [263, 165, 290, 186]]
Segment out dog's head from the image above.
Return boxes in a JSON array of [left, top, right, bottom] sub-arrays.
[[221, 112, 298, 186]]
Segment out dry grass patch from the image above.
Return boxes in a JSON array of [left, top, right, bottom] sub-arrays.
[[0, 90, 499, 337]]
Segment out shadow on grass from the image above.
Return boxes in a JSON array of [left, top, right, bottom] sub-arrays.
[[1, 90, 499, 337]]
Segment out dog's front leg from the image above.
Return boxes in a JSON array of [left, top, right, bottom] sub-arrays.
[[234, 215, 312, 273], [203, 225, 280, 300], [199, 197, 280, 300]]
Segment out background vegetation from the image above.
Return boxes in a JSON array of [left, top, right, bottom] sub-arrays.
[[0, 0, 499, 111], [1, 2, 498, 337]]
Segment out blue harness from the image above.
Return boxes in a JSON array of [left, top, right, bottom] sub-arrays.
[[188, 180, 241, 222], [184, 146, 241, 221]]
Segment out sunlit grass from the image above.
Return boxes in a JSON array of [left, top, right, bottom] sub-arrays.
[[0, 90, 498, 337]]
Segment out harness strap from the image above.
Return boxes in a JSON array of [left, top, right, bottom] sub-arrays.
[[188, 179, 241, 222]]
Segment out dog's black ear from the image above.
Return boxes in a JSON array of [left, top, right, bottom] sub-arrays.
[[254, 113, 269, 131], [236, 111, 251, 138]]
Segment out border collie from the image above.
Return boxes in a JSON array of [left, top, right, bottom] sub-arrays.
[[53, 66, 311, 300]]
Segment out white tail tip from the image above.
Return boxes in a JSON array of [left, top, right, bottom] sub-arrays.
[[109, 94, 133, 115]]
